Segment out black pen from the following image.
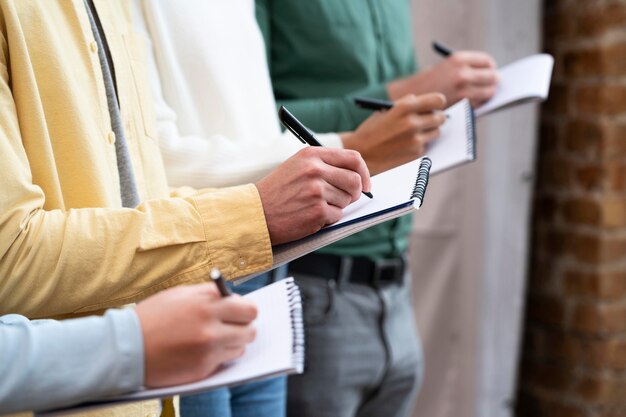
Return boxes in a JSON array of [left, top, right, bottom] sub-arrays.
[[432, 41, 455, 57], [354, 96, 393, 111], [353, 96, 450, 119], [278, 106, 374, 199], [210, 267, 232, 297]]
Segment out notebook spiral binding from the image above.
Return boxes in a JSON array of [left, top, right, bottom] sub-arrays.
[[286, 278, 305, 374], [466, 104, 477, 160], [410, 157, 432, 207]]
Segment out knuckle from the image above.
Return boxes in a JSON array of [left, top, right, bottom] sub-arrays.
[[304, 180, 324, 200], [345, 149, 362, 164], [200, 327, 217, 346], [303, 161, 324, 179], [300, 146, 318, 158], [308, 202, 328, 223]]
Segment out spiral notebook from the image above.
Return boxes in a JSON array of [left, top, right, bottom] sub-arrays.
[[425, 98, 476, 174], [474, 53, 554, 117], [236, 156, 433, 284], [38, 278, 304, 416]]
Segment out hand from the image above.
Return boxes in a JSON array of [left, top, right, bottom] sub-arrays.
[[135, 283, 257, 387], [388, 51, 499, 108], [255, 147, 371, 245], [340, 93, 446, 175]]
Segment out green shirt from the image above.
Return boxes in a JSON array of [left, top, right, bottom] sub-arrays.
[[257, 0, 418, 259]]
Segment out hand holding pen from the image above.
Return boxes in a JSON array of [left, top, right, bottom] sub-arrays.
[[255, 128, 371, 244], [279, 106, 373, 199], [341, 93, 447, 176], [387, 40, 499, 108]]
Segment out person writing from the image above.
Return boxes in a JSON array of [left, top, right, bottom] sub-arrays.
[[0, 1, 369, 416], [256, 1, 500, 416], [0, 283, 256, 414], [134, 1, 446, 416]]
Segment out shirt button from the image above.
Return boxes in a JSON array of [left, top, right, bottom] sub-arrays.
[[89, 41, 98, 54], [238, 258, 248, 268], [107, 131, 116, 145]]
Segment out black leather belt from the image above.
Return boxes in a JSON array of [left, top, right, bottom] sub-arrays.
[[289, 252, 406, 286]]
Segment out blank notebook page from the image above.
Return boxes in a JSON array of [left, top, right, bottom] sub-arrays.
[[475, 54, 554, 117]]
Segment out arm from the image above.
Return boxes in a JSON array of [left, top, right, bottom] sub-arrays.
[[134, 1, 342, 188], [255, 0, 387, 133], [0, 283, 258, 414], [388, 51, 500, 108], [0, 309, 143, 413], [0, 31, 271, 319]]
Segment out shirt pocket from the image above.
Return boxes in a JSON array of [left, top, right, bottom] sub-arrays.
[[122, 32, 158, 141]]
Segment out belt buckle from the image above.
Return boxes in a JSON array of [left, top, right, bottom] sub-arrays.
[[371, 257, 405, 286]]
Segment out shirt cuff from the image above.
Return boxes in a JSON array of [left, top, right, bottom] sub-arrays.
[[192, 184, 273, 279], [106, 308, 145, 391]]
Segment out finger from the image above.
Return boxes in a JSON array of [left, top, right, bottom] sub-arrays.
[[465, 85, 498, 107], [408, 112, 446, 132], [180, 282, 221, 300], [317, 148, 371, 194], [453, 51, 497, 68], [219, 346, 247, 362], [466, 68, 499, 87], [416, 127, 441, 146], [210, 323, 257, 348], [201, 346, 246, 374], [394, 93, 447, 115], [214, 297, 258, 324], [320, 165, 363, 205]]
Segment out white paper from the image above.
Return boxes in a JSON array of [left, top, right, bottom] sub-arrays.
[[475, 54, 554, 117], [38, 279, 301, 416], [424, 98, 474, 174]]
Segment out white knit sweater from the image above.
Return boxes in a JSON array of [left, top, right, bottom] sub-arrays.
[[134, 0, 342, 189]]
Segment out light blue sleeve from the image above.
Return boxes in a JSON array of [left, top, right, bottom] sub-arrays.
[[0, 308, 144, 414]]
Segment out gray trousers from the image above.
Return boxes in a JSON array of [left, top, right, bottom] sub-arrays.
[[287, 271, 422, 417]]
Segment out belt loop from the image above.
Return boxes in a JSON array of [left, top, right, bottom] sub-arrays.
[[337, 256, 353, 288]]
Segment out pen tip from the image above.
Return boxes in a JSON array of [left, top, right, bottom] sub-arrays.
[[210, 267, 221, 280], [364, 191, 374, 199]]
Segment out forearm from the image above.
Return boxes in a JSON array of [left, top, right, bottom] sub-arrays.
[[0, 185, 272, 318], [276, 83, 390, 133], [0, 309, 143, 413]]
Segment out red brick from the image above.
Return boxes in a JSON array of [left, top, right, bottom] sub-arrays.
[[538, 156, 572, 188], [606, 163, 626, 192], [564, 43, 626, 78], [602, 198, 626, 228], [573, 374, 626, 404], [567, 233, 604, 263], [575, 85, 626, 115], [568, 234, 626, 264], [562, 197, 601, 226], [577, 3, 626, 38], [520, 360, 574, 392], [565, 271, 626, 301], [603, 124, 626, 159], [574, 164, 603, 190], [564, 119, 603, 157], [596, 406, 626, 417], [570, 302, 626, 335], [517, 390, 585, 417], [543, 8, 577, 43]]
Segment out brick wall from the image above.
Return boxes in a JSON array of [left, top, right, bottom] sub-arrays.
[[517, 1, 626, 416]]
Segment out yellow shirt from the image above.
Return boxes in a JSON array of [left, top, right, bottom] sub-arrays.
[[0, 0, 272, 414]]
